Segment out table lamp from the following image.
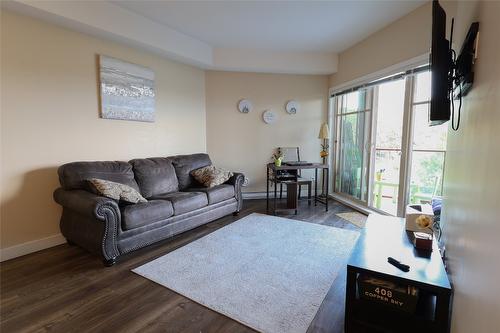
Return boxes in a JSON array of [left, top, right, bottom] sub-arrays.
[[318, 123, 330, 164], [318, 123, 330, 198]]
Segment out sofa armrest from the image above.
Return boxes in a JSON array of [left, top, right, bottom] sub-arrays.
[[227, 172, 244, 212], [54, 188, 119, 220], [53, 188, 121, 263], [227, 172, 244, 186]]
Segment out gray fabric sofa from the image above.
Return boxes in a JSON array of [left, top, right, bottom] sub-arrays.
[[53, 153, 244, 266]]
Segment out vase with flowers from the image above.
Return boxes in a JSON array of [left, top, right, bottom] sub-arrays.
[[414, 215, 434, 251], [272, 150, 284, 167], [320, 142, 329, 159]]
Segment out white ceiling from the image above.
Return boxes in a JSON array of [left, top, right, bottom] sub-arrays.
[[3, 0, 428, 74], [112, 0, 427, 53]]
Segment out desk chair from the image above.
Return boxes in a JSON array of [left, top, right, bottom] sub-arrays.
[[277, 147, 312, 204]]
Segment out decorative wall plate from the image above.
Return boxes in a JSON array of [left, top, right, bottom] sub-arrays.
[[285, 100, 300, 114], [262, 110, 277, 124], [238, 99, 252, 113]]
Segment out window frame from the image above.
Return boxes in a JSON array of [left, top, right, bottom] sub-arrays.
[[329, 57, 447, 217]]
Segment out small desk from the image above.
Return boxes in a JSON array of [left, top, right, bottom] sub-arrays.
[[266, 163, 329, 215], [345, 214, 452, 333]]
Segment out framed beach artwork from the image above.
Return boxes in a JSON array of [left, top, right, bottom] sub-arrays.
[[99, 55, 155, 122]]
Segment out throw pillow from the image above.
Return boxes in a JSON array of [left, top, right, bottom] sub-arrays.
[[191, 165, 233, 188], [86, 178, 147, 204]]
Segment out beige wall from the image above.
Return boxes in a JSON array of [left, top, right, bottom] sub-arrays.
[[329, 2, 431, 88], [0, 11, 207, 249], [329, 2, 456, 88], [441, 1, 500, 332], [205, 71, 329, 193]]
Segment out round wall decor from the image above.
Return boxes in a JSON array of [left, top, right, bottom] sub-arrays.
[[285, 100, 300, 114], [238, 99, 252, 113], [262, 110, 277, 124]]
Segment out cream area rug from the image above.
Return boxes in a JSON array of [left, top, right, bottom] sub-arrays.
[[336, 212, 368, 228], [133, 213, 359, 333]]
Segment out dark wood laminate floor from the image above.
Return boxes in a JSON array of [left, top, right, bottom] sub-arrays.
[[0, 199, 360, 333]]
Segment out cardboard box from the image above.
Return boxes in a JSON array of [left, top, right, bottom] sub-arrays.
[[405, 204, 434, 235]]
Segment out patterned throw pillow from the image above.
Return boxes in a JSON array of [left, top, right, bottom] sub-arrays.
[[191, 165, 233, 188], [86, 178, 147, 204]]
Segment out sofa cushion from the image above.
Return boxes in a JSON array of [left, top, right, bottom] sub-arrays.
[[171, 154, 212, 190], [191, 165, 233, 188], [87, 178, 147, 204], [151, 191, 208, 215], [130, 157, 179, 198], [188, 184, 235, 205], [58, 161, 139, 191], [121, 200, 174, 230]]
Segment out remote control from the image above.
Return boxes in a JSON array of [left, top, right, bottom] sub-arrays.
[[388, 257, 410, 272]]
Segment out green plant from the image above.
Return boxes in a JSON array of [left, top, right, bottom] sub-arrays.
[[417, 154, 443, 188], [341, 118, 362, 198], [271, 149, 284, 161]]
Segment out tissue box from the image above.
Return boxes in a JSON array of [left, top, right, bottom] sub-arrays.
[[405, 204, 434, 234]]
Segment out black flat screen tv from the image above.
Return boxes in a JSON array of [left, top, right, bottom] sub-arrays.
[[429, 0, 452, 126]]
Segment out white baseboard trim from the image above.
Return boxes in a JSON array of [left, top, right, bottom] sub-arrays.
[[243, 191, 271, 199], [328, 193, 376, 216], [0, 233, 66, 262], [244, 191, 372, 215], [243, 189, 325, 200]]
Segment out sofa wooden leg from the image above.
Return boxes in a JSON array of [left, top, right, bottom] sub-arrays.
[[233, 211, 239, 216], [103, 257, 117, 267]]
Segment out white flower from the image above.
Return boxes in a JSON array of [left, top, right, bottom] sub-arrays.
[[416, 215, 433, 229]]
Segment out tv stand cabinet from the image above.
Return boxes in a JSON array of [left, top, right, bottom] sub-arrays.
[[345, 214, 452, 333]]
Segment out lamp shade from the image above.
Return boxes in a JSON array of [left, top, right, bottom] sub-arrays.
[[318, 123, 330, 139]]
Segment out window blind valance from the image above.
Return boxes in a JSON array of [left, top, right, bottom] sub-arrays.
[[330, 65, 430, 98]]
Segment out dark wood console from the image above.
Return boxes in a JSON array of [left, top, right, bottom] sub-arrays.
[[345, 214, 452, 333]]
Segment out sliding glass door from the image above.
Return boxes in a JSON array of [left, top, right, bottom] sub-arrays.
[[334, 90, 371, 203], [331, 67, 448, 217], [369, 79, 406, 215], [409, 71, 447, 205]]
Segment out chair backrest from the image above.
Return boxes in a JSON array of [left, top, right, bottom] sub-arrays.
[[277, 147, 302, 177], [279, 147, 300, 162]]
